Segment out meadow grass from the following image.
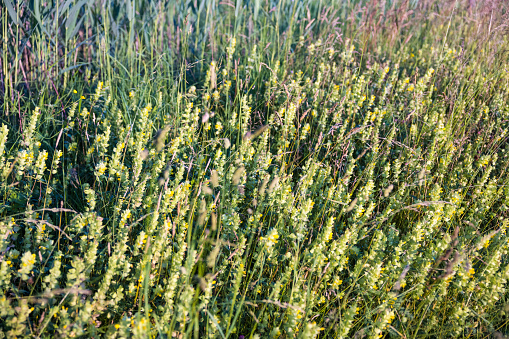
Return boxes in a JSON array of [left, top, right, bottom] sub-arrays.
[[1, 0, 509, 337]]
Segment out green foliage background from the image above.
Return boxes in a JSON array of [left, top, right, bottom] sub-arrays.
[[1, 0, 509, 337]]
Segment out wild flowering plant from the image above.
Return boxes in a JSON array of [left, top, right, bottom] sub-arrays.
[[1, 1, 509, 338]]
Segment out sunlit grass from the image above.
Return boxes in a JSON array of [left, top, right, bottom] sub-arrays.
[[1, 0, 509, 338]]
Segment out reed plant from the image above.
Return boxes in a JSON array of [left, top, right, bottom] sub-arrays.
[[1, 0, 509, 337]]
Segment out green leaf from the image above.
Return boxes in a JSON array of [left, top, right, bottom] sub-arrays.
[[67, 13, 85, 42], [58, 62, 90, 76], [34, 0, 42, 26], [126, 0, 134, 22], [254, 0, 261, 21], [4, 0, 20, 25], [59, 0, 74, 19]]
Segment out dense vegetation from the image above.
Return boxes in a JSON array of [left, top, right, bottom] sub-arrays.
[[1, 0, 509, 337]]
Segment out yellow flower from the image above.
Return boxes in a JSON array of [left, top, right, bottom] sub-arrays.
[[115, 324, 120, 329], [73, 90, 77, 94], [81, 95, 85, 100], [129, 91, 134, 98]]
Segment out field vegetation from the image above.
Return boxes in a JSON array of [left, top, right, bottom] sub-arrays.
[[1, 0, 509, 337]]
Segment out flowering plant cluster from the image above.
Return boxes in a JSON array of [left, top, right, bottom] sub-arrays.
[[1, 0, 509, 338]]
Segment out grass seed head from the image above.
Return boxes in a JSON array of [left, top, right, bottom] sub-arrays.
[[211, 170, 220, 188], [154, 125, 171, 151], [346, 197, 358, 212], [224, 138, 231, 149], [232, 166, 245, 185], [267, 176, 279, 194], [384, 184, 394, 197]]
